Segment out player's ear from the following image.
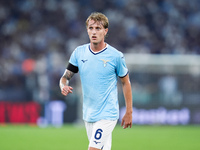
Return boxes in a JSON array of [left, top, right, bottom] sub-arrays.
[[105, 28, 108, 36]]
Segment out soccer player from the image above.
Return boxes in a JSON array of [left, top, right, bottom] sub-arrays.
[[59, 12, 133, 150]]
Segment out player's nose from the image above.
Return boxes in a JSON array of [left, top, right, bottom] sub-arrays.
[[91, 29, 96, 34]]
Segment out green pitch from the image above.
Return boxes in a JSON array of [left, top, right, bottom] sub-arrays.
[[0, 124, 200, 150]]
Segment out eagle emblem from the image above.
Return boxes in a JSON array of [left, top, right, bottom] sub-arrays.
[[100, 59, 110, 67]]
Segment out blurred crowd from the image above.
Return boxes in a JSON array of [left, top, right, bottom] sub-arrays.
[[0, 0, 200, 102]]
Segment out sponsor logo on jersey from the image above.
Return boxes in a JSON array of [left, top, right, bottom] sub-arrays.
[[81, 59, 88, 63]]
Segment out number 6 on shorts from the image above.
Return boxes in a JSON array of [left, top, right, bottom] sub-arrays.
[[94, 129, 103, 140]]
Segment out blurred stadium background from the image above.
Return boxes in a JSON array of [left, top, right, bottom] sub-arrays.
[[1, 0, 200, 149], [1, 0, 200, 142]]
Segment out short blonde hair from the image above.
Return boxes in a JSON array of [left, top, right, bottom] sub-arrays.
[[86, 12, 109, 29]]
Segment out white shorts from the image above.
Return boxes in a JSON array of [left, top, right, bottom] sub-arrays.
[[84, 120, 117, 150]]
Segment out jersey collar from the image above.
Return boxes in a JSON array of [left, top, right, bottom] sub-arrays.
[[88, 44, 108, 55]]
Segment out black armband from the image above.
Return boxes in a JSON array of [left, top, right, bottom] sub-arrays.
[[67, 63, 79, 73]]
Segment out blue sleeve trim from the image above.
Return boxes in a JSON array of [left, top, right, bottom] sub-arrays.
[[118, 71, 129, 78]]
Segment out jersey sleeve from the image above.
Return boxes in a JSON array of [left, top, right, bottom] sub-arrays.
[[116, 53, 128, 78], [69, 48, 78, 67]]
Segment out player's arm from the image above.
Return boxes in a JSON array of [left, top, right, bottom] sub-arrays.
[[60, 63, 79, 96], [120, 74, 133, 129], [59, 69, 74, 96]]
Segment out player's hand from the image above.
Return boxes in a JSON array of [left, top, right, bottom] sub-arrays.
[[61, 85, 73, 96], [121, 112, 132, 129]]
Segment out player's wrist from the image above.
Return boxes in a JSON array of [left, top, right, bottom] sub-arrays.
[[126, 109, 133, 114], [60, 83, 66, 91]]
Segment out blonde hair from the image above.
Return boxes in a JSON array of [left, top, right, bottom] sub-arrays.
[[86, 12, 109, 29]]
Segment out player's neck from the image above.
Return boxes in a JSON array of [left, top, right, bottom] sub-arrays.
[[90, 41, 106, 52]]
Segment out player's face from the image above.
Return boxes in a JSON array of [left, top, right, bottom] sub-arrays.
[[87, 19, 108, 45]]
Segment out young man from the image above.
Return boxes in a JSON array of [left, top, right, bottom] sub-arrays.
[[59, 12, 132, 150]]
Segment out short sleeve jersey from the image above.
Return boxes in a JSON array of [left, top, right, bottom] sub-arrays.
[[69, 43, 128, 122]]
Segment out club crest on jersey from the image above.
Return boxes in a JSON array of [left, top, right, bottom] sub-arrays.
[[100, 59, 110, 67]]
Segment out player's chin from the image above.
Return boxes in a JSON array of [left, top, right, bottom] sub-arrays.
[[90, 39, 98, 44]]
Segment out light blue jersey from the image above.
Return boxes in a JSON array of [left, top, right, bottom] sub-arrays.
[[69, 43, 128, 122]]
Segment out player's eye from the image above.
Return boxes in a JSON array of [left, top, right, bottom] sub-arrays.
[[89, 27, 93, 30], [96, 27, 101, 30]]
